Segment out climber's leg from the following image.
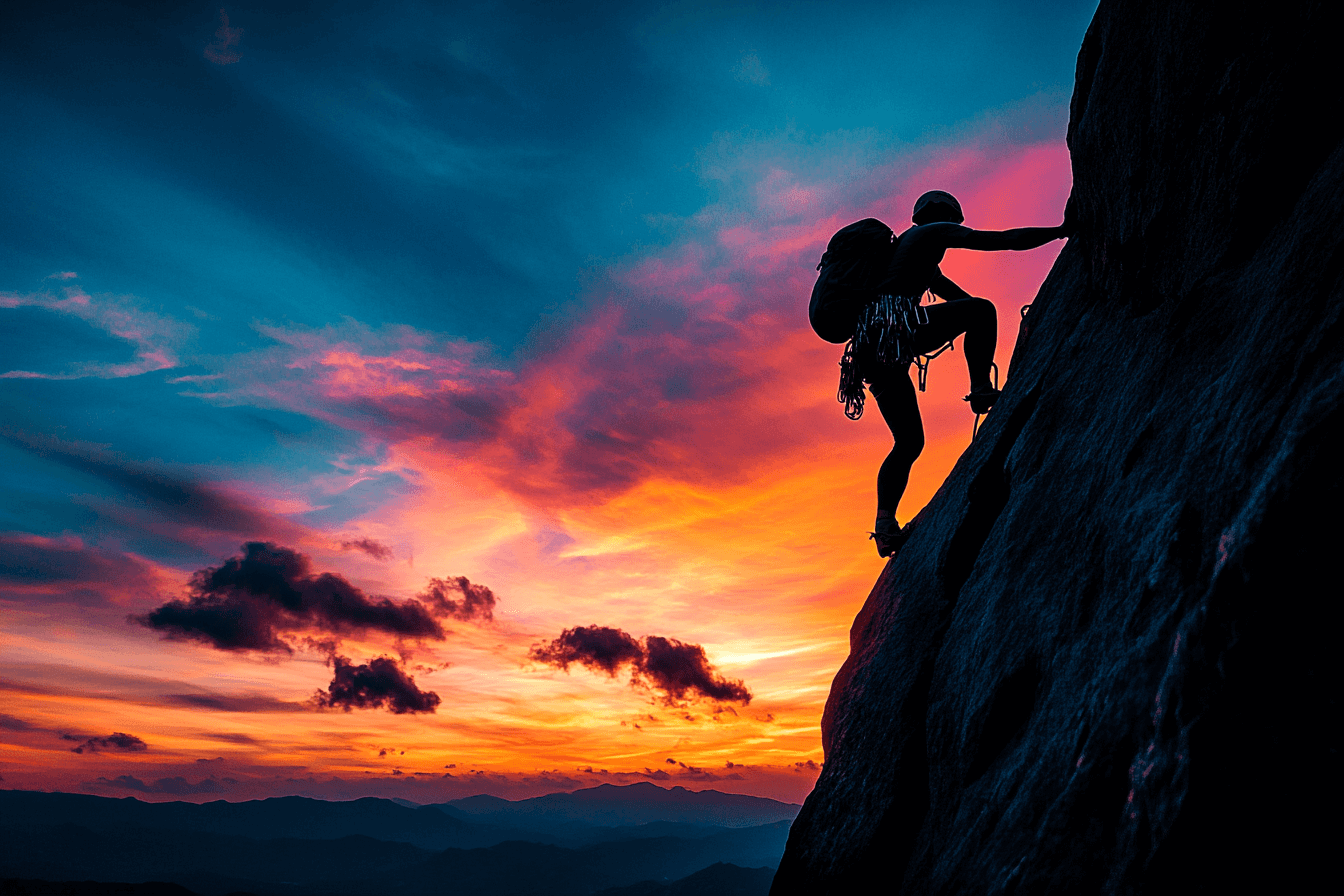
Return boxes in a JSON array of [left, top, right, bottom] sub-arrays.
[[868, 367, 923, 557], [913, 298, 997, 392]]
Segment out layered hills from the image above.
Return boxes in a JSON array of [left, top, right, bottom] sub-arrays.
[[0, 784, 797, 896]]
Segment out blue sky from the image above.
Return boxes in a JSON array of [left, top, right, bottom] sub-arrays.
[[2, 1, 1094, 343], [2, 0, 1095, 556]]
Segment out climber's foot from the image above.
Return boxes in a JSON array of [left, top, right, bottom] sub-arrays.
[[869, 518, 909, 559], [965, 385, 1001, 415]]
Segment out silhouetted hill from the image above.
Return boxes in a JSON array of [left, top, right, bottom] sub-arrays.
[[0, 791, 478, 850], [0, 789, 791, 896], [0, 824, 428, 895], [437, 782, 799, 829], [382, 823, 789, 896], [593, 863, 775, 896], [771, 1, 1342, 893]]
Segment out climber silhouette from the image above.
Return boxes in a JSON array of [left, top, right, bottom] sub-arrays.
[[867, 190, 1073, 558]]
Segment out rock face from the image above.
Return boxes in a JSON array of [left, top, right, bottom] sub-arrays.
[[771, 2, 1342, 893]]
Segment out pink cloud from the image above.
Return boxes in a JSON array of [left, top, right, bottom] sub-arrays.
[[204, 9, 243, 65], [0, 286, 190, 380], [189, 130, 1071, 517], [0, 533, 163, 607]]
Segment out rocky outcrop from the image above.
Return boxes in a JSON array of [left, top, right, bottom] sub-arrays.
[[772, 2, 1342, 893]]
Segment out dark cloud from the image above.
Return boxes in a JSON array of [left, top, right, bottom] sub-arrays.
[[340, 538, 394, 560], [162, 692, 306, 713], [133, 542, 444, 652], [530, 625, 751, 705], [0, 533, 156, 605], [640, 635, 751, 704], [64, 731, 148, 754], [314, 655, 441, 714], [93, 774, 227, 795], [2, 431, 287, 539], [651, 759, 747, 782], [0, 713, 39, 731], [203, 732, 261, 745], [529, 624, 644, 675], [417, 576, 495, 622]]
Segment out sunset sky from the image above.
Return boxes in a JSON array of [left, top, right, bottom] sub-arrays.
[[1, 0, 1095, 805]]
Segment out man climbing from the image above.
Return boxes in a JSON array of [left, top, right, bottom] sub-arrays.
[[864, 190, 1073, 558]]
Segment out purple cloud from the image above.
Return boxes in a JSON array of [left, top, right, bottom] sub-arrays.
[[418, 576, 496, 622], [530, 625, 751, 705], [94, 774, 227, 795], [314, 655, 441, 714], [340, 538, 394, 560], [64, 732, 148, 754], [134, 543, 497, 654], [133, 542, 443, 652]]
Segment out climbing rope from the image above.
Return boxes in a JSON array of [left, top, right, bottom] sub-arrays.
[[837, 293, 926, 420]]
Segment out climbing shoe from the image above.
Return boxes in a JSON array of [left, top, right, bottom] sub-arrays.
[[869, 518, 909, 559], [965, 385, 1001, 415]]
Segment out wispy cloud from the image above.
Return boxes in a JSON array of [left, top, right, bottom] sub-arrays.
[[732, 53, 770, 86], [0, 286, 190, 380], [92, 774, 228, 795], [204, 9, 244, 65], [174, 133, 1069, 524], [0, 532, 161, 606], [162, 692, 307, 713], [2, 431, 307, 551], [340, 537, 394, 560]]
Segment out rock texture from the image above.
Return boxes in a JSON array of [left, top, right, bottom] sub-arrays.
[[772, 2, 1342, 893]]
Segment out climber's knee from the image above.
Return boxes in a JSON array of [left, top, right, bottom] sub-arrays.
[[968, 296, 996, 325], [894, 431, 925, 464]]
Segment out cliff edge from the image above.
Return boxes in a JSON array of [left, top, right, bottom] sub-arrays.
[[772, 2, 1342, 893]]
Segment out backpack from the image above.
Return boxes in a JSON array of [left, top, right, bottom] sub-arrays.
[[808, 218, 897, 343]]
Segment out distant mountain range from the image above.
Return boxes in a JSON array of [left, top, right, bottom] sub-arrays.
[[439, 781, 799, 830], [0, 785, 798, 896]]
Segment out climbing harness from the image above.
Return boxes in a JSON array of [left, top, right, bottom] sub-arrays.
[[837, 293, 927, 420], [839, 296, 1028, 435]]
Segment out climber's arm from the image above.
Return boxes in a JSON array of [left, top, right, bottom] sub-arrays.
[[952, 224, 1071, 251], [924, 219, 1072, 252], [928, 267, 974, 301]]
